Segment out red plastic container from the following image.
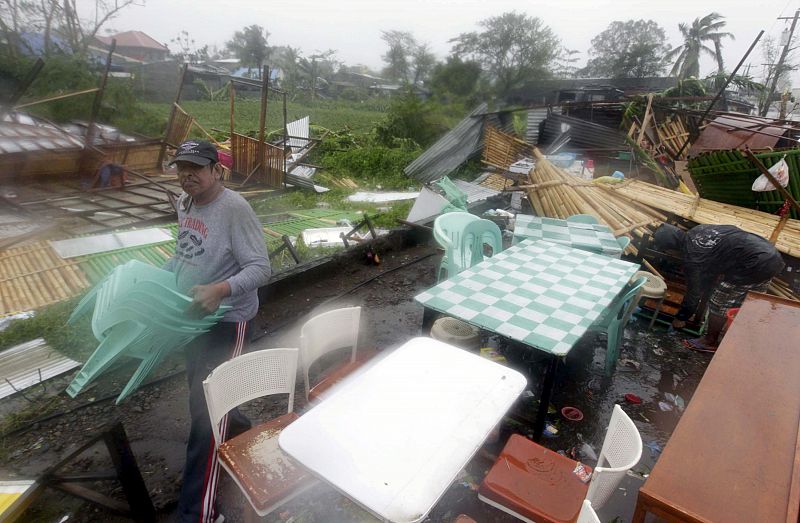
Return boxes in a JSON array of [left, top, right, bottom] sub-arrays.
[[725, 307, 740, 331]]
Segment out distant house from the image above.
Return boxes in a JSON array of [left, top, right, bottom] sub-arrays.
[[96, 31, 168, 62]]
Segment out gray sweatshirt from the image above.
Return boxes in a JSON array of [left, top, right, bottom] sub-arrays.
[[163, 188, 271, 322]]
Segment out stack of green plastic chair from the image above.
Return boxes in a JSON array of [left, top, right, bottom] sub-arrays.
[[66, 260, 229, 403], [462, 218, 503, 268], [433, 212, 479, 281]]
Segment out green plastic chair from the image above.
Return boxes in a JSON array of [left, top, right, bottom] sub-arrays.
[[462, 218, 503, 267], [434, 176, 468, 211], [590, 275, 647, 375], [433, 212, 480, 281], [567, 214, 599, 224], [616, 236, 631, 258]]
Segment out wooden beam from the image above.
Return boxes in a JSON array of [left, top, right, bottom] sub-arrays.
[[157, 63, 189, 168]]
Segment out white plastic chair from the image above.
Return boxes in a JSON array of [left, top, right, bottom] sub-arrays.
[[478, 404, 642, 521], [585, 404, 644, 508], [299, 306, 364, 402], [203, 348, 315, 516], [577, 500, 601, 523]]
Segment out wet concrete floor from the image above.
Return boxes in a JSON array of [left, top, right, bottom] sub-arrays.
[[3, 244, 713, 522]]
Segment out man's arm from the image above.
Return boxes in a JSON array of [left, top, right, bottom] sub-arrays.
[[225, 205, 271, 295], [676, 261, 713, 321]]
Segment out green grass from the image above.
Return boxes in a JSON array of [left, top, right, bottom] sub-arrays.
[[250, 190, 414, 230], [142, 98, 388, 138]]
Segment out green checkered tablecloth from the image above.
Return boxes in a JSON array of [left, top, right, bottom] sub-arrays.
[[513, 215, 622, 256], [415, 239, 640, 356]]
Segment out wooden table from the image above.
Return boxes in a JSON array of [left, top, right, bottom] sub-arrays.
[[633, 293, 800, 523], [278, 337, 527, 523]]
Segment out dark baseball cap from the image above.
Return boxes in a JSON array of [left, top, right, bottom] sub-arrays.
[[169, 140, 219, 166]]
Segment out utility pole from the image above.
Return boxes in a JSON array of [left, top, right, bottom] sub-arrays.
[[761, 9, 800, 116]]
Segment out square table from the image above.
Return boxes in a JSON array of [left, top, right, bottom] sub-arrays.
[[415, 239, 639, 439], [513, 215, 622, 257], [279, 337, 527, 523]]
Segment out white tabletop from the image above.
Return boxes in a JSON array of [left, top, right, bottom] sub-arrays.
[[279, 337, 527, 523]]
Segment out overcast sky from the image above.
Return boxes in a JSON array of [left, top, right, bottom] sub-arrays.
[[79, 0, 800, 83]]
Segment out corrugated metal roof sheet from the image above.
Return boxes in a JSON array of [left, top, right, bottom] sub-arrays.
[[404, 103, 488, 183], [0, 338, 81, 399], [539, 113, 629, 150], [0, 122, 84, 155], [452, 179, 501, 204], [0, 210, 361, 316], [526, 108, 548, 144], [688, 116, 789, 156]]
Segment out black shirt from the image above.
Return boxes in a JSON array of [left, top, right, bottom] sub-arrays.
[[676, 225, 784, 319]]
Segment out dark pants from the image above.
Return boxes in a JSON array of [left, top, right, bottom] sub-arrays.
[[178, 321, 251, 523]]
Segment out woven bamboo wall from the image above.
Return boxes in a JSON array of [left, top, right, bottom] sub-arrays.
[[230, 132, 284, 187]]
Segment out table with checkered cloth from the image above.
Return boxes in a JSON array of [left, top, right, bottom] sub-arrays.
[[513, 215, 622, 257], [415, 239, 640, 356]]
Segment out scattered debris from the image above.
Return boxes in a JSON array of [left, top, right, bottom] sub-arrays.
[[645, 441, 663, 458], [624, 393, 643, 404], [572, 462, 592, 483], [658, 401, 674, 412], [0, 339, 81, 400], [49, 228, 173, 259], [347, 191, 419, 203]]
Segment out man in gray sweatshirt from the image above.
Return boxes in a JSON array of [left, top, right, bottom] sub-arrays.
[[162, 140, 271, 523]]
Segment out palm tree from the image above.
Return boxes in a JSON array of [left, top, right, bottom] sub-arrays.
[[665, 13, 734, 78]]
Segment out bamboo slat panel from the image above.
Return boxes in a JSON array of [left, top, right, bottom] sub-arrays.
[[103, 142, 162, 173], [479, 173, 514, 191], [231, 132, 284, 187], [164, 104, 194, 147], [483, 126, 534, 170], [0, 241, 91, 316]]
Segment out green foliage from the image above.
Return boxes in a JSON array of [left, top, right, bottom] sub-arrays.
[[194, 79, 229, 101], [665, 12, 734, 79], [429, 56, 482, 101], [4, 55, 167, 137], [226, 25, 270, 77], [144, 98, 387, 135], [373, 89, 448, 148], [583, 20, 669, 78], [322, 143, 421, 189], [0, 297, 94, 362], [450, 11, 561, 98]]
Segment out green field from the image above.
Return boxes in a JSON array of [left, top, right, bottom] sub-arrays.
[[142, 98, 390, 137]]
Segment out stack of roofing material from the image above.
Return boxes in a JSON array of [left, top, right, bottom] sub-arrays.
[[66, 260, 228, 403], [524, 148, 666, 242], [524, 149, 800, 300], [688, 148, 800, 219], [524, 148, 800, 256], [538, 113, 630, 151], [609, 180, 800, 257]]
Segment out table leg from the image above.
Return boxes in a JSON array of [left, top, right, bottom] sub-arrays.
[[533, 356, 558, 443], [421, 307, 437, 335], [632, 498, 648, 523]]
